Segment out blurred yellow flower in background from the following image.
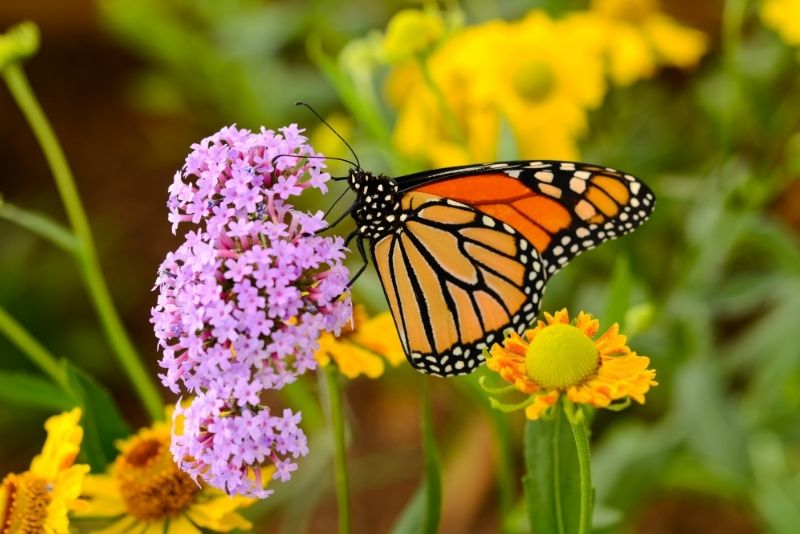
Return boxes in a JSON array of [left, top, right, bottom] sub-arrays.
[[0, 408, 89, 534], [386, 10, 607, 167], [761, 0, 800, 50], [564, 0, 708, 86], [382, 8, 445, 62], [78, 411, 257, 533], [316, 305, 405, 379], [494, 12, 606, 160]]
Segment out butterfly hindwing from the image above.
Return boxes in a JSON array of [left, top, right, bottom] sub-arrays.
[[370, 191, 545, 376]]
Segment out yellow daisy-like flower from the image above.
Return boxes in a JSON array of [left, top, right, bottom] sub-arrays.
[[566, 0, 708, 86], [493, 12, 606, 160], [315, 306, 405, 379], [486, 309, 657, 420], [386, 10, 607, 167], [0, 408, 89, 534], [77, 411, 259, 533], [761, 0, 800, 50]]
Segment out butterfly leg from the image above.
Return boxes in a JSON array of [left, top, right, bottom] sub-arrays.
[[345, 233, 369, 288], [317, 204, 356, 235]]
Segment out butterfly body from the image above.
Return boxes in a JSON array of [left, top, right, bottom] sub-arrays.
[[346, 160, 655, 377]]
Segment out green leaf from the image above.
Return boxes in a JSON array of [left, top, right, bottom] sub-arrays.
[[603, 254, 632, 329], [523, 407, 581, 534], [0, 370, 74, 411], [391, 380, 441, 534], [64, 362, 131, 471], [0, 198, 78, 253], [391, 485, 426, 534], [674, 359, 751, 485]]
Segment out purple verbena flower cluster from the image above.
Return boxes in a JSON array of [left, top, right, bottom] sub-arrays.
[[152, 124, 351, 497], [172, 392, 308, 498]]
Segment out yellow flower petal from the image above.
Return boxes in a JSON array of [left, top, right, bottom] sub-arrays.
[[89, 515, 140, 534], [524, 391, 561, 420], [761, 0, 800, 45], [328, 341, 386, 379], [317, 307, 407, 379], [75, 475, 127, 517], [30, 408, 82, 480], [353, 312, 406, 366], [168, 515, 203, 534], [644, 13, 708, 68]]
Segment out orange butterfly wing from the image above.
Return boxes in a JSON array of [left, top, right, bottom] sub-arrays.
[[370, 161, 654, 376]]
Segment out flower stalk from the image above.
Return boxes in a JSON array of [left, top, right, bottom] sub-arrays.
[[1, 55, 162, 420], [564, 399, 593, 534], [0, 305, 67, 389], [325, 366, 352, 534]]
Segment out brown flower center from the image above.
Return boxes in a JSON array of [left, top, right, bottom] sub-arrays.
[[114, 436, 200, 520], [1, 472, 51, 534]]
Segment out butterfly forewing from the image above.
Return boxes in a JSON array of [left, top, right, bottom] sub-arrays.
[[404, 161, 655, 277]]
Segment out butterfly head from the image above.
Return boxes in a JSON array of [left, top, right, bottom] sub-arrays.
[[348, 169, 401, 239]]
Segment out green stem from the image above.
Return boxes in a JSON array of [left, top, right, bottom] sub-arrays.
[[489, 409, 515, 533], [420, 378, 442, 534], [0, 306, 68, 390], [325, 366, 351, 534], [1, 63, 162, 420], [565, 400, 593, 534], [552, 404, 566, 534], [720, 0, 747, 155]]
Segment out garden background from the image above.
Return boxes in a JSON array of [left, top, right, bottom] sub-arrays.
[[1, 0, 799, 532]]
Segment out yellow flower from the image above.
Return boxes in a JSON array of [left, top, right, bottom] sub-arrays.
[[315, 305, 405, 379], [486, 309, 657, 420], [493, 12, 606, 160], [76, 411, 259, 533], [761, 0, 800, 49], [382, 8, 446, 62], [0, 408, 89, 534], [569, 0, 708, 85], [386, 11, 606, 166]]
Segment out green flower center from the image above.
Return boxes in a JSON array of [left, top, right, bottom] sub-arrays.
[[525, 324, 600, 389], [513, 60, 556, 102]]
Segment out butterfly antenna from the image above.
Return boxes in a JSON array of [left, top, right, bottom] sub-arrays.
[[295, 100, 361, 169], [323, 186, 352, 219], [271, 153, 358, 173]]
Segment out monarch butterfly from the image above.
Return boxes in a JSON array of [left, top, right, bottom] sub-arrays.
[[337, 159, 655, 378], [296, 103, 655, 377]]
